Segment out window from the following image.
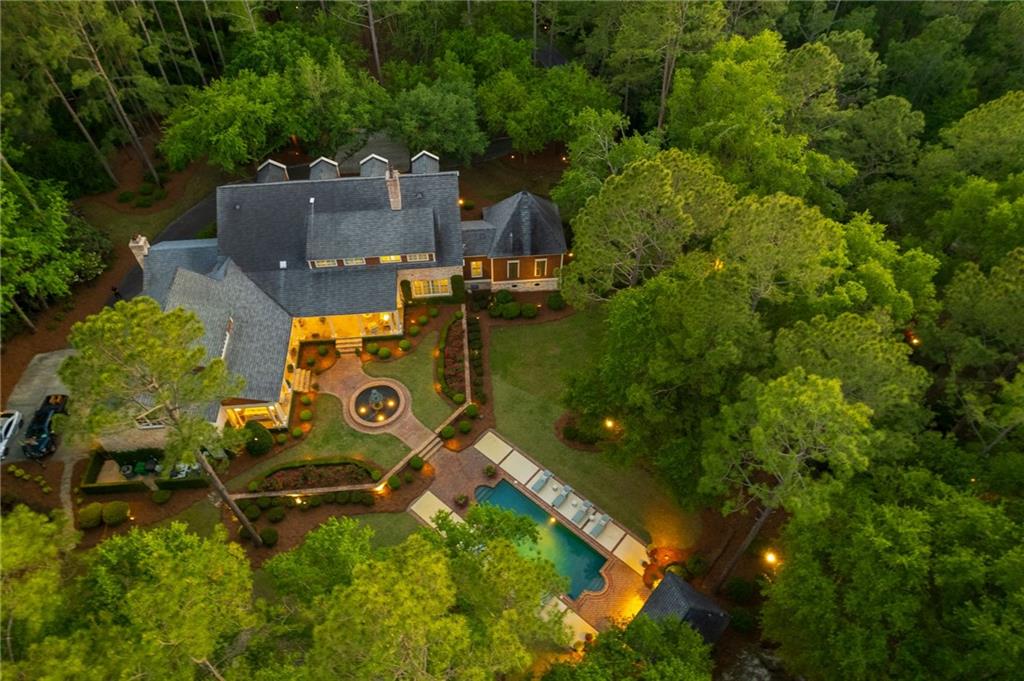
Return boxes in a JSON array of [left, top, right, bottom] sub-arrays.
[[343, 257, 366, 266], [380, 255, 402, 263], [406, 253, 433, 262], [534, 259, 547, 278], [310, 259, 337, 268], [506, 260, 520, 280], [470, 260, 483, 278], [412, 279, 451, 297]]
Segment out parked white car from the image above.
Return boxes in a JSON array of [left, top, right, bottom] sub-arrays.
[[1, 410, 24, 459]]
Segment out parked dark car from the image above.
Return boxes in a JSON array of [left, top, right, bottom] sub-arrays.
[[21, 395, 68, 458]]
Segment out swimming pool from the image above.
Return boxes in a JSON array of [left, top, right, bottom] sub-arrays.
[[476, 480, 606, 599]]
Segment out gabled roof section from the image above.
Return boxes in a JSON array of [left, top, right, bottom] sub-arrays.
[[638, 573, 730, 644], [162, 261, 290, 404], [480, 191, 566, 258], [306, 207, 436, 261], [142, 239, 221, 306]]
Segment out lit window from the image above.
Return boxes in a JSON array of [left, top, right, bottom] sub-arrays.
[[534, 259, 547, 277], [310, 259, 337, 268], [470, 261, 483, 278], [342, 257, 366, 266], [507, 260, 520, 279], [380, 255, 402, 263], [406, 253, 433, 262], [412, 279, 451, 297]]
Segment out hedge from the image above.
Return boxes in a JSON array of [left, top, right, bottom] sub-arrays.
[[102, 501, 130, 526]]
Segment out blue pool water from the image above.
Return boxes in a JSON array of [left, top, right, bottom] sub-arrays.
[[476, 480, 606, 599]]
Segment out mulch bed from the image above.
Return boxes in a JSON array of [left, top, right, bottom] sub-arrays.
[[0, 459, 64, 515], [232, 461, 437, 567]]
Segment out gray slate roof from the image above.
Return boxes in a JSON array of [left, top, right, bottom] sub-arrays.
[[638, 573, 730, 644], [479, 191, 566, 258], [142, 239, 221, 307], [247, 266, 399, 318], [163, 261, 291, 404], [217, 172, 462, 272], [306, 207, 436, 261]]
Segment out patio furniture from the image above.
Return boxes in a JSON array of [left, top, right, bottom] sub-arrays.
[[530, 470, 552, 492], [552, 485, 573, 508], [571, 500, 593, 525], [588, 514, 610, 538]]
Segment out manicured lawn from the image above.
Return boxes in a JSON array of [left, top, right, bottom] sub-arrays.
[[356, 512, 423, 549], [364, 329, 453, 429], [489, 311, 701, 547], [227, 394, 407, 492]]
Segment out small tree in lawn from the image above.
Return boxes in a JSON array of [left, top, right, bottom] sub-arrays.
[[58, 297, 260, 543], [700, 368, 874, 590]]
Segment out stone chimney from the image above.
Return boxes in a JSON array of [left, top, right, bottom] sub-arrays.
[[410, 150, 439, 174], [517, 193, 532, 254], [129, 234, 150, 268], [386, 164, 402, 211]]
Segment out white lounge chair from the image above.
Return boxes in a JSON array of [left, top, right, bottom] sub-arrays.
[[571, 500, 593, 525], [587, 514, 610, 537], [552, 485, 573, 508], [530, 470, 552, 492]]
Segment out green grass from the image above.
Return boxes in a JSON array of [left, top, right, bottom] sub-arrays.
[[364, 329, 453, 429], [77, 163, 227, 244], [227, 394, 407, 492], [356, 512, 423, 549], [489, 310, 701, 547], [158, 498, 221, 538]]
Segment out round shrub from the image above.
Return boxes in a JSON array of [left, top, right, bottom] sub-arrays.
[[417, 315, 429, 325], [521, 303, 539, 319], [267, 506, 286, 523], [79, 502, 103, 529], [407, 325, 421, 337], [399, 339, 412, 351], [458, 419, 473, 434], [387, 475, 402, 490], [152, 489, 173, 505], [257, 496, 273, 509], [453, 393, 466, 405], [465, 404, 479, 418], [300, 394, 312, 406], [409, 455, 424, 471], [501, 302, 521, 319], [429, 306, 439, 317], [441, 425, 456, 439], [244, 421, 273, 456], [299, 409, 313, 422], [495, 290, 514, 304], [730, 607, 756, 634], [276, 433, 288, 445], [378, 347, 392, 360], [102, 501, 130, 527], [454, 310, 464, 320], [366, 342, 380, 355], [259, 527, 279, 547], [305, 357, 316, 367], [547, 291, 566, 310], [317, 344, 329, 356], [724, 578, 757, 604], [243, 505, 261, 521]]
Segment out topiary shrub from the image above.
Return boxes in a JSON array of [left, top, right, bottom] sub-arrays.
[[724, 578, 757, 605], [152, 490, 173, 505], [495, 290, 514, 304], [317, 344, 329, 356], [453, 393, 466, 404], [484, 464, 497, 478], [366, 342, 380, 355], [501, 302, 521, 319], [387, 475, 402, 490], [243, 505, 261, 521], [79, 502, 103, 529], [378, 347, 392, 360], [102, 501, 130, 526], [300, 409, 313, 421], [521, 303, 539, 319], [116, 191, 134, 203], [399, 339, 412, 351], [244, 421, 274, 456], [458, 419, 473, 434], [276, 433, 288, 445], [465, 404, 479, 418], [409, 455, 424, 471], [429, 306, 439, 317], [547, 291, 566, 310], [267, 506, 286, 523], [300, 394, 312, 406], [408, 325, 421, 337], [730, 607, 757, 633], [259, 527, 279, 547]]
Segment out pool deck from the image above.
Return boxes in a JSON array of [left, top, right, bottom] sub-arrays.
[[422, 429, 653, 633]]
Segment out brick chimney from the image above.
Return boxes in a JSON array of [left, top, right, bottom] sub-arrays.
[[386, 164, 402, 211], [517, 193, 532, 254], [129, 234, 150, 268]]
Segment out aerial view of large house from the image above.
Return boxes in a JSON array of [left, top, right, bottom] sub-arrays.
[[131, 151, 567, 431]]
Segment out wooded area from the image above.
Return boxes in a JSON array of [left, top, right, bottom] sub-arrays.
[[1, 2, 1022, 679]]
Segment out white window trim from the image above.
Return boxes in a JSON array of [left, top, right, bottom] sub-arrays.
[[379, 255, 403, 263], [310, 259, 337, 268], [507, 260, 520, 280], [534, 259, 547, 278], [342, 257, 366, 266], [406, 252, 433, 262], [470, 260, 483, 278]]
